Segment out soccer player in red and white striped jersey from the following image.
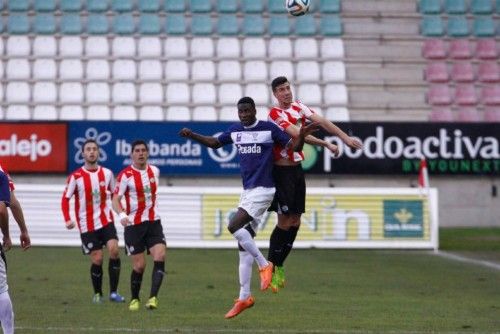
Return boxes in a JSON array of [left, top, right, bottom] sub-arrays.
[[61, 139, 125, 304], [112, 140, 166, 311], [266, 76, 363, 292]]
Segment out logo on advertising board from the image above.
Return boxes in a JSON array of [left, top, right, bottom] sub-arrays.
[[0, 123, 67, 172], [73, 128, 112, 164], [314, 123, 499, 175], [383, 200, 423, 238], [207, 132, 239, 169], [202, 194, 429, 242]]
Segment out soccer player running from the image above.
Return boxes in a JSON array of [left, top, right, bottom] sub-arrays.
[[112, 140, 166, 311], [179, 97, 317, 319], [267, 76, 363, 292], [0, 165, 31, 334], [61, 139, 125, 304]]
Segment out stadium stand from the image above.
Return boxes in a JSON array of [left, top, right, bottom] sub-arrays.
[[0, 0, 497, 122]]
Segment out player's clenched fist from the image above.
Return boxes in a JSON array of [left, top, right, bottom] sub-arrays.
[[179, 128, 193, 138]]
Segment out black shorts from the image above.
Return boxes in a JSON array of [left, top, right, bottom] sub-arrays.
[[80, 224, 118, 255], [268, 164, 306, 215], [124, 220, 166, 255]]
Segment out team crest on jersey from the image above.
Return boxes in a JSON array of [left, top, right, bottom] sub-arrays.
[[251, 133, 258, 141], [236, 133, 242, 142]]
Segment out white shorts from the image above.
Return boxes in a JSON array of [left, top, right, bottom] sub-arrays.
[[0, 250, 7, 294], [238, 187, 275, 231]]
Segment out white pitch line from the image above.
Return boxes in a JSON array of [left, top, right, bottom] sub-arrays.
[[15, 327, 500, 334], [434, 251, 500, 271]]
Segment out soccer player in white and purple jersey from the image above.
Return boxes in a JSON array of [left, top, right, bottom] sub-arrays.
[[179, 96, 317, 319]]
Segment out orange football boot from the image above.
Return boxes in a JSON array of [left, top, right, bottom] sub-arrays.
[[259, 261, 273, 291], [224, 296, 255, 319]]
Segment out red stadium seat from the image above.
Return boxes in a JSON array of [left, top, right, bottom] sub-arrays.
[[425, 62, 449, 82], [477, 62, 500, 83], [481, 85, 500, 105], [422, 39, 447, 59], [484, 106, 500, 122], [475, 39, 498, 60], [427, 85, 452, 105], [449, 39, 473, 59], [456, 107, 482, 122], [455, 84, 478, 105], [450, 62, 475, 83], [429, 106, 454, 121]]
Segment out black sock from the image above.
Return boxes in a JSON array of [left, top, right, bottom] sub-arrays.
[[90, 264, 103, 295], [267, 226, 289, 266], [131, 270, 143, 300], [281, 226, 299, 265], [108, 258, 121, 293], [150, 261, 165, 298]]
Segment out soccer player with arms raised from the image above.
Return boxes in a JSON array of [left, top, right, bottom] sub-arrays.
[[267, 76, 363, 292], [179, 97, 317, 318], [112, 140, 166, 311], [61, 139, 125, 304]]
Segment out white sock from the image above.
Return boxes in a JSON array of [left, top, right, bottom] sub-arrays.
[[232, 228, 268, 268], [0, 291, 14, 334], [238, 251, 254, 300]]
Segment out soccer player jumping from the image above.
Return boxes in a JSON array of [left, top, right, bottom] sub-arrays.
[[267, 76, 363, 292], [180, 97, 317, 318]]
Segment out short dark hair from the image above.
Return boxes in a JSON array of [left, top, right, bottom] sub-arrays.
[[237, 96, 256, 109], [131, 139, 148, 152], [271, 76, 289, 92], [81, 139, 98, 152]]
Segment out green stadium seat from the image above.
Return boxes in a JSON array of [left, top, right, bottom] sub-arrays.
[[34, 0, 56, 12], [112, 0, 134, 12], [61, 14, 83, 34], [269, 0, 286, 13], [139, 0, 161, 12], [8, 15, 30, 34], [113, 14, 135, 34], [421, 15, 445, 36], [217, 15, 239, 35], [165, 14, 186, 34], [419, 0, 442, 14], [191, 15, 212, 35], [320, 0, 341, 13], [444, 0, 467, 14], [295, 15, 317, 36], [8, 0, 29, 11], [87, 14, 109, 34], [34, 14, 56, 34], [243, 14, 265, 35], [447, 16, 469, 37], [88, 0, 108, 12], [242, 0, 263, 13], [139, 14, 161, 34], [217, 0, 237, 13], [60, 0, 82, 12], [165, 0, 185, 12], [471, 0, 493, 14], [190, 0, 211, 12], [269, 16, 290, 36], [320, 15, 343, 36], [473, 16, 495, 37]]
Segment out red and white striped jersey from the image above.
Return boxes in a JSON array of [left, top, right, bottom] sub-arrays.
[[61, 166, 115, 233], [268, 100, 315, 162], [114, 165, 160, 225], [0, 164, 15, 191]]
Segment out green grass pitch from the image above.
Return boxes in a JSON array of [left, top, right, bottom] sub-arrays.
[[5, 229, 500, 333]]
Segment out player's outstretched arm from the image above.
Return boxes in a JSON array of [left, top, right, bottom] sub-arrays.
[[179, 128, 222, 149], [309, 113, 362, 150], [10, 191, 31, 250], [292, 122, 319, 152]]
